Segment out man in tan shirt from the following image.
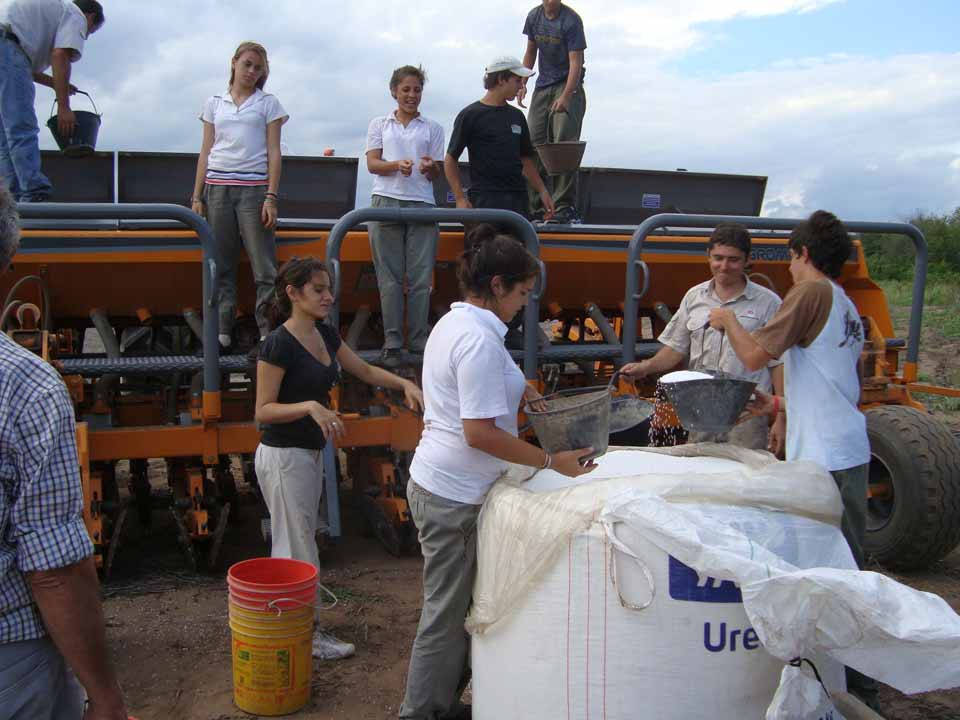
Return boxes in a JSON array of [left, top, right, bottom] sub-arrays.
[[622, 222, 785, 452]]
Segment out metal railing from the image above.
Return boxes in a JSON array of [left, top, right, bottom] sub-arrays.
[[325, 207, 544, 379], [16, 203, 222, 393], [621, 213, 928, 369]]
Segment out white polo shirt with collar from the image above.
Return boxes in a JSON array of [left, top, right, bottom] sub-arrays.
[[365, 112, 444, 204], [200, 88, 289, 184], [659, 277, 783, 392], [5, 0, 87, 74], [410, 302, 527, 504]]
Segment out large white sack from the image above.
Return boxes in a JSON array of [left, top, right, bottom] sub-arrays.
[[601, 490, 960, 695], [471, 446, 850, 720]]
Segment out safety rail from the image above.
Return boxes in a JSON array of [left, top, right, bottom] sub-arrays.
[[16, 203, 224, 395], [621, 213, 928, 378], [325, 207, 544, 379]]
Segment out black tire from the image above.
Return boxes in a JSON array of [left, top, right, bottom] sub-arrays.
[[864, 405, 960, 570]]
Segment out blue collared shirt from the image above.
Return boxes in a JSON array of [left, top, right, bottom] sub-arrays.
[[0, 332, 92, 643]]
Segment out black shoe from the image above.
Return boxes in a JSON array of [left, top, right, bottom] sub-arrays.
[[379, 347, 403, 368], [530, 208, 546, 224], [441, 704, 471, 720], [550, 206, 582, 225]]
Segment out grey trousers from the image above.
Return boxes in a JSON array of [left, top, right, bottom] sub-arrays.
[[369, 195, 439, 353], [830, 463, 881, 711], [527, 81, 587, 213], [400, 481, 480, 720], [689, 415, 769, 450], [205, 183, 278, 338], [0, 636, 85, 720]]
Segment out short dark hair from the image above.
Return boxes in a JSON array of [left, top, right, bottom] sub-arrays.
[[788, 210, 852, 279], [267, 256, 330, 328], [390, 65, 426, 94], [707, 222, 751, 258], [483, 69, 515, 90], [0, 185, 20, 271], [74, 0, 105, 30], [457, 224, 539, 299]]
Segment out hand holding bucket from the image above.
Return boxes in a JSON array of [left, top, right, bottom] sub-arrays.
[[47, 90, 102, 158]]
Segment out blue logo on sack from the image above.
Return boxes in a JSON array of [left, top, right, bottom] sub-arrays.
[[668, 556, 742, 603]]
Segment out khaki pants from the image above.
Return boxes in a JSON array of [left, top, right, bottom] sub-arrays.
[[400, 481, 480, 720], [368, 195, 439, 353], [255, 444, 325, 619], [527, 81, 587, 213]]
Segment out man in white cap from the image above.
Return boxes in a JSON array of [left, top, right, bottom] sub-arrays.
[[444, 56, 555, 229]]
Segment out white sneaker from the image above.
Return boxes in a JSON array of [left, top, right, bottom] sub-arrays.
[[312, 629, 355, 660]]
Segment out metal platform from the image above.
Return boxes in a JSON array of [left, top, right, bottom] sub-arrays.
[[59, 342, 663, 376]]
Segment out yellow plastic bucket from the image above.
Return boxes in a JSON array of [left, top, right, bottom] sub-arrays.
[[229, 600, 314, 715]]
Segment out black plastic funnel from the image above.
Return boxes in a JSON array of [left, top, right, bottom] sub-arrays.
[[659, 370, 757, 434]]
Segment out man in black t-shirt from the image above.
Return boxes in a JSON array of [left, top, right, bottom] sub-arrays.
[[444, 56, 555, 227], [517, 1, 587, 224]]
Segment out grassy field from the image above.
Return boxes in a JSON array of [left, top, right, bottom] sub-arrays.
[[879, 279, 960, 423]]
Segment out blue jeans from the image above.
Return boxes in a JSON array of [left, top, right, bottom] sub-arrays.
[[0, 636, 86, 719], [0, 38, 52, 201]]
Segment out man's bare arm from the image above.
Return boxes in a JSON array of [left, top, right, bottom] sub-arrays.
[[28, 556, 127, 718]]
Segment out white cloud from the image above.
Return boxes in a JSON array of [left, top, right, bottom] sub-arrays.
[[30, 0, 960, 221]]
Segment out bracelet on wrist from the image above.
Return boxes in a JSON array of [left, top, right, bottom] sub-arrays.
[[541, 452, 552, 470], [191, 196, 203, 204], [264, 191, 279, 198]]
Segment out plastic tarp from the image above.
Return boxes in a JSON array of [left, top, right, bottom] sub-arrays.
[[600, 488, 960, 695], [467, 444, 840, 634]]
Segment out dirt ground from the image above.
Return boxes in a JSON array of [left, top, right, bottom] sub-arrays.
[[103, 479, 960, 720], [102, 307, 960, 720]]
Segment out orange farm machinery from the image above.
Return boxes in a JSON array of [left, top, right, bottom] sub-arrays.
[[5, 152, 959, 575]]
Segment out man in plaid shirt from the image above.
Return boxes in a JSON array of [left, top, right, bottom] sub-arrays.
[[0, 186, 126, 718]]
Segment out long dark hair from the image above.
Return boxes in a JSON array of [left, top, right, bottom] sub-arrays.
[[457, 224, 539, 299], [267, 256, 330, 329]]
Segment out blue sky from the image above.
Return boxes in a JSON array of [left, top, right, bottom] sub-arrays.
[[674, 0, 956, 77], [27, 0, 960, 222]]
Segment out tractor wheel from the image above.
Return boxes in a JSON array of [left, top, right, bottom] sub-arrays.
[[864, 405, 960, 570]]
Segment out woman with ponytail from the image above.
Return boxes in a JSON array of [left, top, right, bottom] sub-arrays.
[[399, 225, 595, 720], [191, 41, 288, 350], [254, 256, 422, 660]]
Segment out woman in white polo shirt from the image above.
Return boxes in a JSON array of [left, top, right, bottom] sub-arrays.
[[191, 41, 288, 350], [365, 65, 445, 367], [399, 224, 595, 720]]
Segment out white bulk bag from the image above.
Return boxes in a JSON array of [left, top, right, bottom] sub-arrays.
[[470, 446, 850, 720]]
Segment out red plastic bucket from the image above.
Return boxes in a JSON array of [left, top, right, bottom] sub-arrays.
[[227, 557, 317, 614]]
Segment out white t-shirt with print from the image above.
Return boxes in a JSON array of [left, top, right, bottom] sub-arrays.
[[410, 302, 527, 504]]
